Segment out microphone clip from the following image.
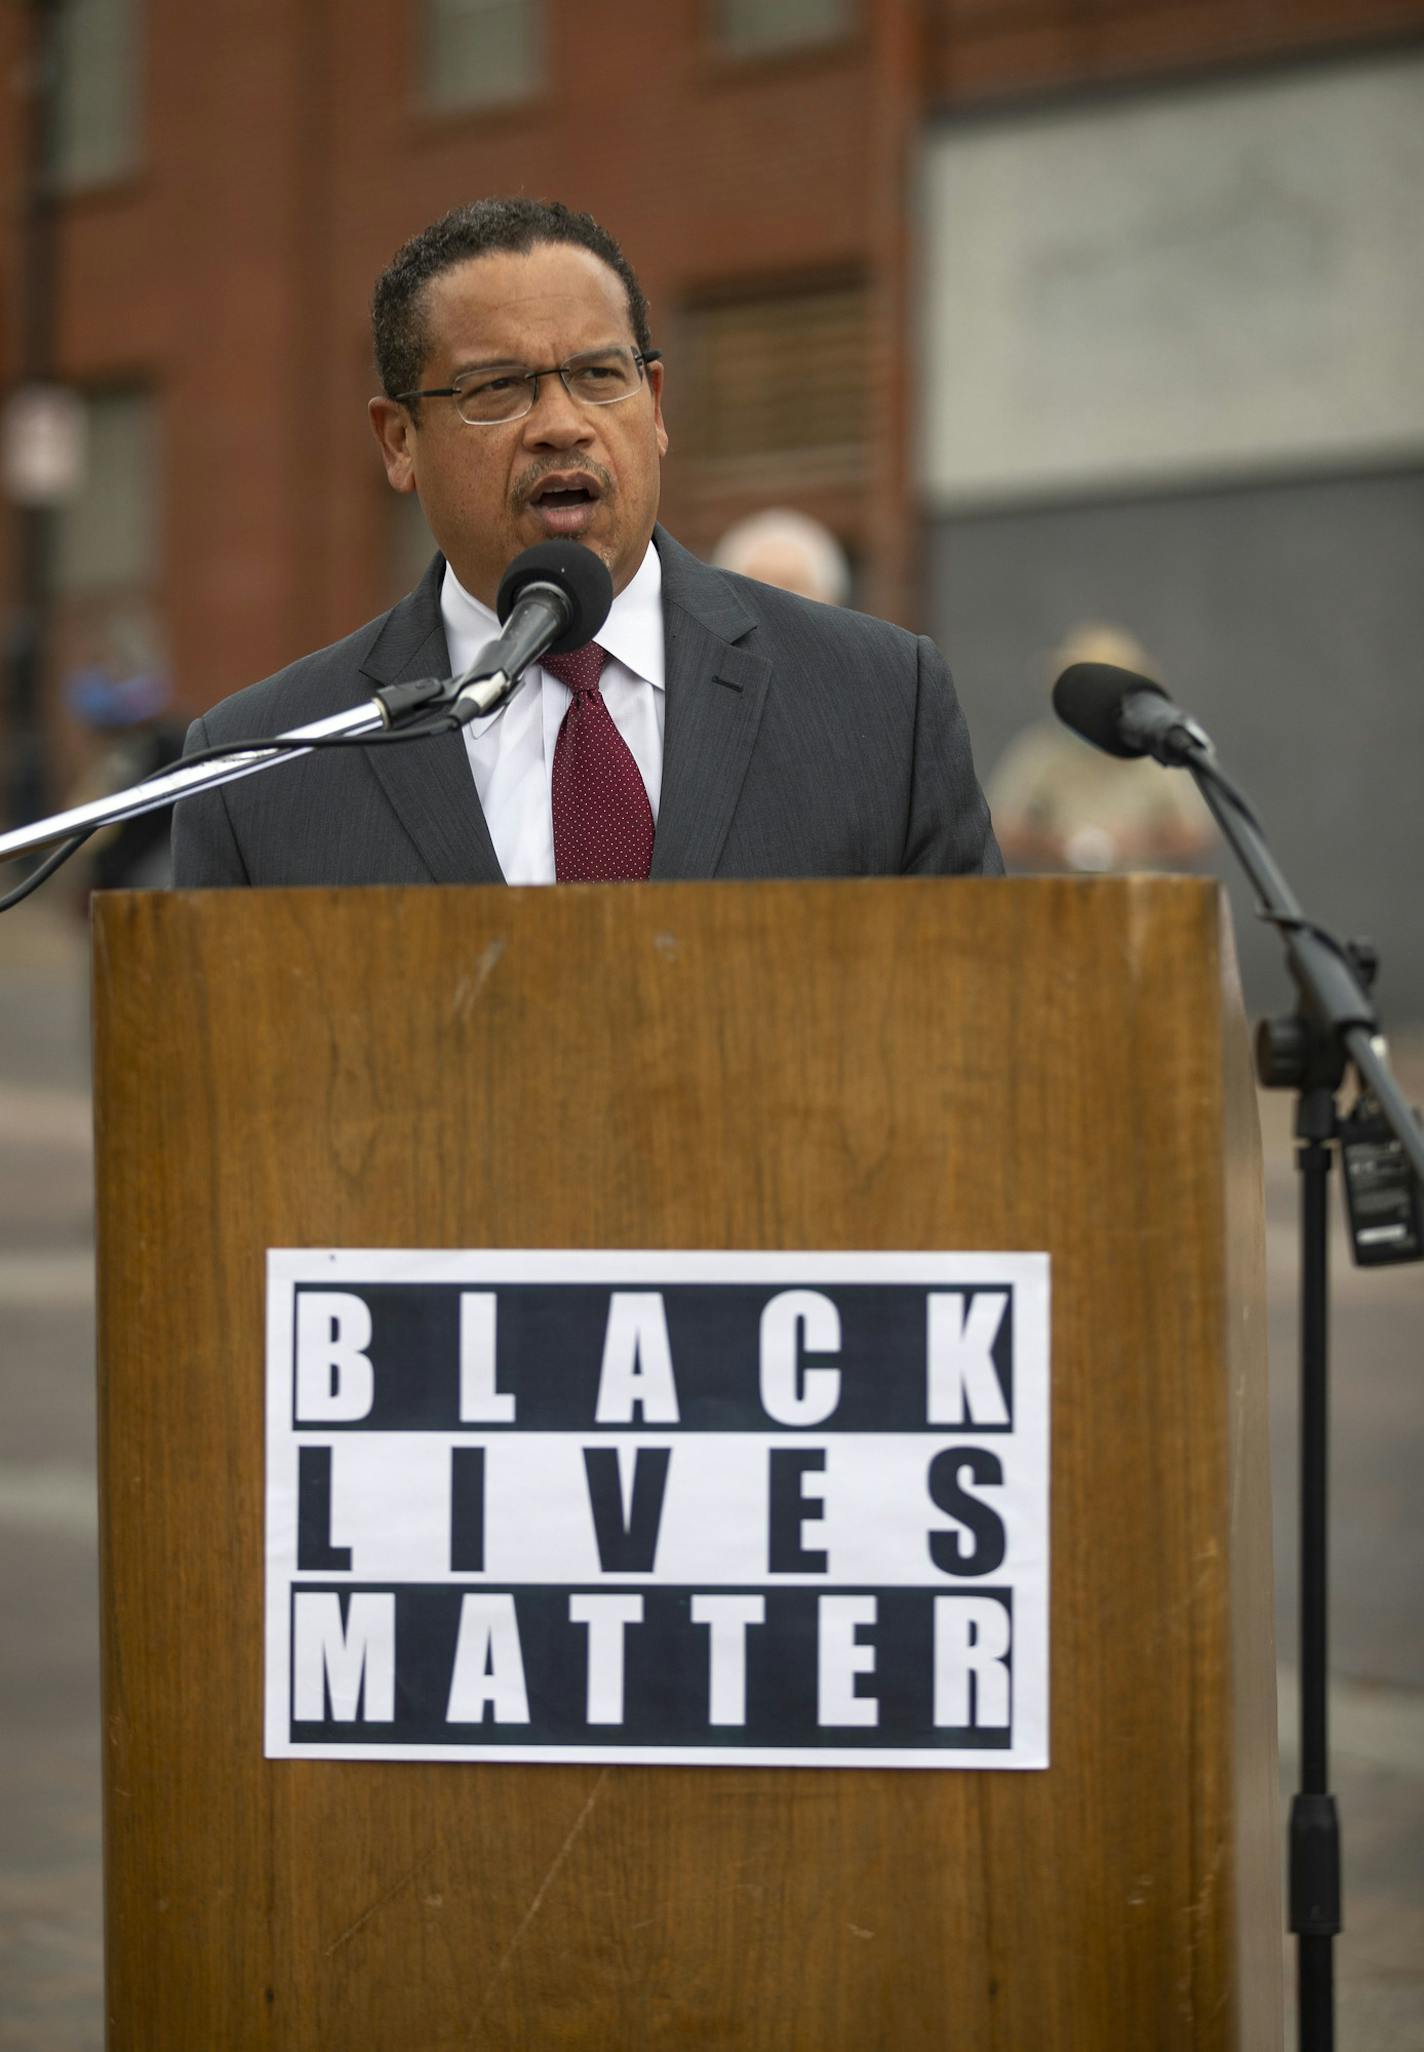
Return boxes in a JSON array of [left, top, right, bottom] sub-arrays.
[[371, 675, 456, 728], [1119, 691, 1213, 767]]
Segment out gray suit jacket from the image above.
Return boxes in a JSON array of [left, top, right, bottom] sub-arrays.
[[171, 527, 1001, 886]]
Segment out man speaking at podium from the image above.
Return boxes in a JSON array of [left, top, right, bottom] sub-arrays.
[[172, 198, 1001, 889]]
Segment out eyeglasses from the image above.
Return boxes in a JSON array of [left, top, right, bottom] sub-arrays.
[[397, 347, 661, 427]]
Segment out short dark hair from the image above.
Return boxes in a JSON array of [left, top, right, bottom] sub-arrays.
[[372, 196, 654, 409]]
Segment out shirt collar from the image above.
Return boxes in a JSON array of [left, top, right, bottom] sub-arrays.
[[440, 540, 664, 692]]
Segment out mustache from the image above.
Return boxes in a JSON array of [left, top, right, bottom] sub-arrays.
[[511, 456, 616, 510]]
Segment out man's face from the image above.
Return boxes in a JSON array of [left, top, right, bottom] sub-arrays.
[[370, 243, 667, 609]]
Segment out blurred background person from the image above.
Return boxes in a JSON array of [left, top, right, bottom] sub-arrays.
[[713, 507, 852, 606], [986, 624, 1215, 873]]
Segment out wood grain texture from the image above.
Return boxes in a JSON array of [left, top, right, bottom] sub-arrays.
[[92, 876, 1280, 2050]]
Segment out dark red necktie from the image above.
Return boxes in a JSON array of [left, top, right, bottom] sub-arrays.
[[545, 642, 654, 883]]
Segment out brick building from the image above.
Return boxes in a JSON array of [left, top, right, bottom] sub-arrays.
[[1, 0, 1419, 715], [3, 2, 1424, 1015]]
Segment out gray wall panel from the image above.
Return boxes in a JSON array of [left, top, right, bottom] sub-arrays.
[[927, 469, 1424, 1018]]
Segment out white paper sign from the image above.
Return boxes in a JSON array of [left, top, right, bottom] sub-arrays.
[[265, 1250, 1050, 1769]]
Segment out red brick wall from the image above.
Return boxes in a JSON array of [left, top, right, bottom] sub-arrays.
[[930, 0, 1424, 103], [0, 3, 30, 683], [4, 1, 908, 709]]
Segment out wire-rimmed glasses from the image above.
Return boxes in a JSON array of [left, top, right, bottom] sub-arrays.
[[397, 347, 660, 426]]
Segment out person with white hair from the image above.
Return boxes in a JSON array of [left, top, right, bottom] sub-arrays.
[[712, 508, 852, 607]]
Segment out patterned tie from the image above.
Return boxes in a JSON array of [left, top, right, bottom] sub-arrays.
[[545, 642, 654, 883]]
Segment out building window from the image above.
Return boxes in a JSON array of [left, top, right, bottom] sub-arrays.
[[47, 389, 169, 884], [52, 391, 157, 601], [50, 390, 163, 710], [423, 0, 542, 112], [681, 281, 870, 476], [49, 0, 140, 190], [714, 0, 852, 58]]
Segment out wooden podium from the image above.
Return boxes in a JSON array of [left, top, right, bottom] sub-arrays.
[[92, 877, 1281, 2050]]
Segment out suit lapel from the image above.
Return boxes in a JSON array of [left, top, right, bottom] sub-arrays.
[[353, 533, 770, 886], [358, 555, 505, 885], [650, 528, 772, 880]]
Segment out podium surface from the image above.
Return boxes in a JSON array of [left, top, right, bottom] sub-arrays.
[[93, 876, 1280, 2049]]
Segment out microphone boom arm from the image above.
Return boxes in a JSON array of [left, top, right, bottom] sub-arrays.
[[1, 540, 610, 876], [0, 699, 393, 865], [1183, 747, 1424, 1181], [0, 654, 489, 869]]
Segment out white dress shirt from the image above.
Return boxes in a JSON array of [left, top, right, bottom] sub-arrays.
[[442, 544, 666, 884]]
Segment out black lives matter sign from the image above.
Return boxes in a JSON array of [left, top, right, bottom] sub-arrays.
[[265, 1252, 1049, 1768]]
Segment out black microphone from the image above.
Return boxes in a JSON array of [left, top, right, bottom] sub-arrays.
[[1052, 662, 1214, 767], [449, 542, 614, 725]]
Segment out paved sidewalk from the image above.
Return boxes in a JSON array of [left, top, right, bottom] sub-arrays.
[[1, 900, 1419, 2047]]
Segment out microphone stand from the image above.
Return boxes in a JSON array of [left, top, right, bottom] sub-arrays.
[[0, 659, 522, 873], [1181, 748, 1424, 2052], [0, 550, 597, 895]]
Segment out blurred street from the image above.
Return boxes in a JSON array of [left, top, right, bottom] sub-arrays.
[[1, 902, 99, 2052], [0, 895, 1419, 2050]]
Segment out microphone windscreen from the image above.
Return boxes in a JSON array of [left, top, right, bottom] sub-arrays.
[[1052, 662, 1168, 759], [496, 541, 614, 653]]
